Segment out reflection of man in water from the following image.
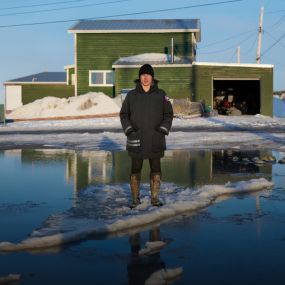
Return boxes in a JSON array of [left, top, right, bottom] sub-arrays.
[[127, 227, 165, 285]]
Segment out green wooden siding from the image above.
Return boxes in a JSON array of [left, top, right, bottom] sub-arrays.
[[76, 33, 194, 96], [0, 104, 4, 122], [22, 84, 75, 104], [67, 68, 75, 85], [192, 65, 273, 116], [115, 66, 193, 99]]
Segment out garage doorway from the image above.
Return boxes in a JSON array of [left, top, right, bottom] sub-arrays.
[[213, 79, 260, 115]]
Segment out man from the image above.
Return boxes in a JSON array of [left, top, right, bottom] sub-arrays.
[[120, 64, 173, 208]]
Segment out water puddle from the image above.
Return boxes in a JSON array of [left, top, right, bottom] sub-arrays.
[[0, 148, 284, 284]]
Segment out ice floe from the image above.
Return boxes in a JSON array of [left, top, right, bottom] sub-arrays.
[[0, 178, 273, 252]]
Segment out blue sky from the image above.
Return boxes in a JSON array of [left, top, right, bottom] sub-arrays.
[[0, 0, 284, 103]]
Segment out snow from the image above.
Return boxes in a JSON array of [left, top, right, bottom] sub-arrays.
[[0, 178, 272, 252], [113, 52, 187, 65], [0, 274, 21, 283], [138, 241, 168, 256], [1, 114, 285, 151], [7, 92, 120, 120]]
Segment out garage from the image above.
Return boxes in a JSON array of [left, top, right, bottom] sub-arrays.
[[192, 62, 273, 116], [213, 79, 260, 115]]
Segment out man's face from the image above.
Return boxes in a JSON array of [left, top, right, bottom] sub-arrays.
[[140, 74, 152, 88]]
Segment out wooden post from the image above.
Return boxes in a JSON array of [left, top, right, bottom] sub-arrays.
[[237, 46, 240, 63], [171, 38, 174, 63], [256, 6, 264, 64]]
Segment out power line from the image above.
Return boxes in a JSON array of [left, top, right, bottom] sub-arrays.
[[198, 30, 256, 55], [243, 32, 258, 54], [198, 28, 256, 49], [0, 0, 89, 10], [264, 30, 285, 49], [0, 0, 246, 28], [265, 11, 285, 31], [261, 31, 285, 57], [0, 0, 129, 17], [266, 9, 285, 14]]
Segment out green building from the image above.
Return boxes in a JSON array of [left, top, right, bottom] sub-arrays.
[[4, 19, 274, 115]]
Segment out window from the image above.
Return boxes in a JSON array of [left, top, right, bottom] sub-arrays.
[[89, 70, 114, 86]]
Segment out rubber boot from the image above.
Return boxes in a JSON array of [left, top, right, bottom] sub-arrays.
[[130, 173, 141, 209], [150, 172, 163, 207]]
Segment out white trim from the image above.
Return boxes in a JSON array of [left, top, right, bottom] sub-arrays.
[[74, 33, 78, 96], [160, 126, 168, 133], [193, 61, 274, 68], [89, 70, 115, 87], [66, 68, 69, 85], [125, 125, 132, 134], [213, 77, 261, 81], [64, 64, 75, 70], [112, 64, 192, 68], [4, 81, 66, 85], [68, 28, 200, 34]]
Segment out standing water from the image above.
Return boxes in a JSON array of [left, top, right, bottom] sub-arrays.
[[0, 149, 284, 284]]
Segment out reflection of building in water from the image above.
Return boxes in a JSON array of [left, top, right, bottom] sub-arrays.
[[10, 148, 273, 194], [16, 149, 114, 192], [66, 150, 114, 192]]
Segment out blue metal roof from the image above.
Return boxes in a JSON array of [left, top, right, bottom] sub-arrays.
[[69, 19, 201, 40], [5, 72, 66, 83]]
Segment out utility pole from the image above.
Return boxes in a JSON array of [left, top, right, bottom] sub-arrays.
[[237, 46, 240, 63], [256, 6, 264, 64]]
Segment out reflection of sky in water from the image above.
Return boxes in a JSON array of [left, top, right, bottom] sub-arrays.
[[0, 149, 285, 284]]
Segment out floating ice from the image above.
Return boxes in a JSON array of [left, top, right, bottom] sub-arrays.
[[0, 274, 21, 284], [0, 178, 273, 252], [138, 241, 168, 256], [144, 267, 183, 285]]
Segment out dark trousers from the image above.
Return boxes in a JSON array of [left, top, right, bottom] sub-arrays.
[[131, 158, 161, 174]]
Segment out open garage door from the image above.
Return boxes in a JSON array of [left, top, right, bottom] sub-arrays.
[[213, 79, 260, 115]]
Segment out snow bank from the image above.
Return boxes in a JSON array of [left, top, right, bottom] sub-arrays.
[[113, 53, 187, 65], [7, 92, 120, 120], [0, 178, 272, 252]]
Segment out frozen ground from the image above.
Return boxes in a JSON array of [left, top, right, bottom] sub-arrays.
[[1, 115, 285, 151]]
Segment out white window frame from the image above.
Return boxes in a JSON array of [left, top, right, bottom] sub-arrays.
[[89, 70, 114, 87]]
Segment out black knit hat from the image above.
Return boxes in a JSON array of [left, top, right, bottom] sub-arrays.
[[139, 64, 154, 78]]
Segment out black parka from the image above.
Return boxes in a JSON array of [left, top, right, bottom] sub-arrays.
[[120, 80, 173, 159]]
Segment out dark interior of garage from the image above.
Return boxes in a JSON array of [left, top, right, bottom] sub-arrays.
[[213, 80, 260, 115]]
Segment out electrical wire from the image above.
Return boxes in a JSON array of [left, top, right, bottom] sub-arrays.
[[264, 30, 285, 49], [0, 0, 90, 10], [198, 30, 256, 55], [0, 0, 246, 28], [227, 47, 237, 62], [261, 31, 285, 57], [0, 0, 129, 17], [198, 28, 256, 49]]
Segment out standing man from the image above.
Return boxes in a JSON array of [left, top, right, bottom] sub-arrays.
[[120, 64, 173, 208]]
